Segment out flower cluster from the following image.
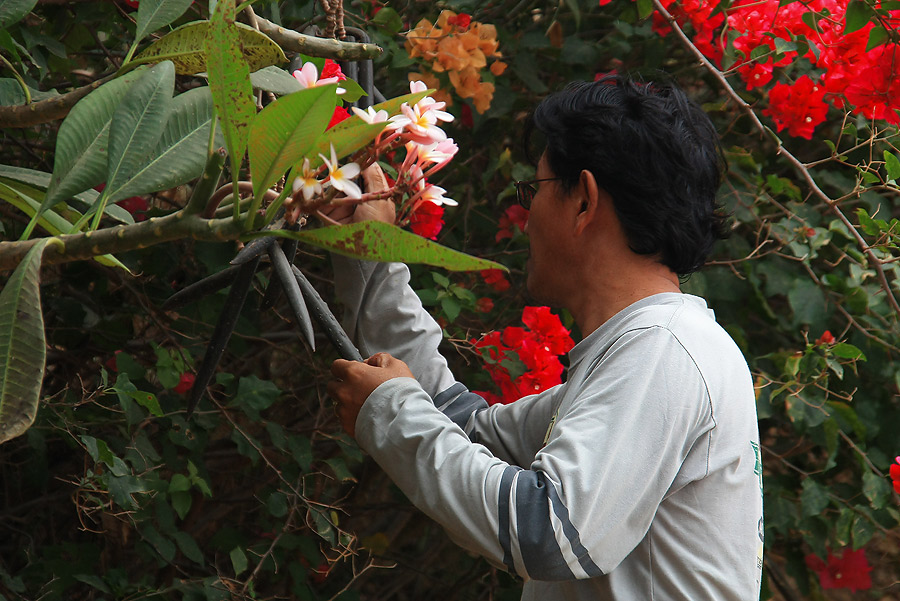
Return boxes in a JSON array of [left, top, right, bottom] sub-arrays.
[[804, 548, 872, 592], [283, 71, 458, 240], [472, 306, 575, 405], [495, 205, 529, 242], [405, 10, 506, 113], [652, 0, 900, 137]]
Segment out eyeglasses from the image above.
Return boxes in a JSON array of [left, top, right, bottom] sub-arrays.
[[515, 178, 563, 208]]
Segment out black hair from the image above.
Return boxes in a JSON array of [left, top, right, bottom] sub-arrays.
[[526, 73, 729, 275]]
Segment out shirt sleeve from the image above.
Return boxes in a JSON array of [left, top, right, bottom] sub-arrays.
[[354, 326, 715, 581]]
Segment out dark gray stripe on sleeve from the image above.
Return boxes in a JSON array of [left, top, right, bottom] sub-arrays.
[[545, 479, 605, 577], [514, 471, 575, 580], [432, 383, 489, 432], [497, 465, 520, 574]]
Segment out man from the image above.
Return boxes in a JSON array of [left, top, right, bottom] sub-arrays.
[[326, 75, 763, 600]]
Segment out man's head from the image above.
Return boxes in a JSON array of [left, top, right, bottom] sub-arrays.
[[527, 74, 728, 276]]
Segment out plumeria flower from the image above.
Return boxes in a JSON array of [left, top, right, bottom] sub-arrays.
[[417, 138, 458, 165], [351, 106, 390, 124], [292, 62, 345, 94], [320, 144, 361, 199], [292, 158, 323, 201], [389, 102, 448, 144], [420, 183, 457, 206]]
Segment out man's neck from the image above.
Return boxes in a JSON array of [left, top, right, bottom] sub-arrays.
[[569, 259, 681, 337]]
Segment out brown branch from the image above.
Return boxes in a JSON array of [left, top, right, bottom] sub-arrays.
[[0, 73, 118, 128], [254, 16, 382, 60], [652, 0, 900, 318], [0, 211, 242, 272]]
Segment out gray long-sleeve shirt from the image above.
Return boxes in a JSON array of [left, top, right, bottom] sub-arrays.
[[334, 257, 763, 600]]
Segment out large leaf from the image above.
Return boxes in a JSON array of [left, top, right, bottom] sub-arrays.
[[257, 222, 507, 272], [250, 66, 303, 95], [206, 6, 256, 178], [0, 165, 133, 225], [0, 0, 37, 30], [112, 86, 223, 200], [42, 70, 145, 214], [134, 20, 286, 75], [249, 84, 337, 200], [105, 61, 175, 203], [0, 180, 130, 270], [0, 238, 53, 444], [135, 0, 194, 43]]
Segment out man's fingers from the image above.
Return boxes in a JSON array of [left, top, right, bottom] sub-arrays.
[[366, 352, 389, 367], [363, 163, 388, 193], [330, 358, 354, 379]]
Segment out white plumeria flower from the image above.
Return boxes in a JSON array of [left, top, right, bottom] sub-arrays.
[[421, 183, 457, 206], [351, 106, 389, 124], [389, 102, 447, 143], [319, 144, 361, 199], [408, 80, 454, 122], [410, 80, 428, 94], [292, 62, 345, 94], [292, 158, 323, 201], [417, 138, 458, 165]]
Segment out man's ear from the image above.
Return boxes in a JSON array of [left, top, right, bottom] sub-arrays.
[[574, 169, 601, 235]]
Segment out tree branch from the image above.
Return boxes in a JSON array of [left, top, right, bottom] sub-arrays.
[[254, 16, 382, 60], [0, 73, 118, 128], [0, 211, 243, 272]]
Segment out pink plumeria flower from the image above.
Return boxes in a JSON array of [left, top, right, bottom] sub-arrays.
[[292, 158, 323, 201], [421, 183, 457, 206], [418, 138, 458, 165], [410, 80, 428, 95], [408, 80, 454, 123], [292, 62, 345, 94], [351, 106, 389, 124], [320, 144, 361, 199]]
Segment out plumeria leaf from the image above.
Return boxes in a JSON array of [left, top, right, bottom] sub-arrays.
[[338, 77, 366, 103], [252, 222, 507, 272], [105, 61, 175, 203], [41, 69, 145, 220], [249, 84, 337, 200], [206, 6, 256, 178], [133, 20, 286, 75], [0, 238, 55, 444], [249, 66, 302, 95], [135, 0, 194, 44], [112, 86, 223, 200], [0, 0, 38, 30]]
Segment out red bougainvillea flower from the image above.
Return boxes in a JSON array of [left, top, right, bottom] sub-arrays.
[[123, 0, 138, 9], [815, 330, 836, 345], [446, 13, 472, 28], [116, 195, 149, 222], [480, 268, 510, 292], [762, 76, 828, 139], [804, 548, 872, 592], [496, 205, 529, 242], [173, 373, 196, 395], [327, 106, 350, 130], [409, 200, 444, 239], [320, 59, 347, 82], [476, 297, 494, 313], [890, 456, 900, 494]]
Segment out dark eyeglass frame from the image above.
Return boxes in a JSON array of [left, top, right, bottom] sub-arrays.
[[515, 177, 563, 208]]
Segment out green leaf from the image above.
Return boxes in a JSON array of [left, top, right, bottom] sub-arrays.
[[135, 0, 194, 43], [256, 222, 507, 272], [866, 23, 889, 50], [884, 150, 900, 181], [250, 65, 302, 95], [134, 20, 286, 75], [788, 279, 826, 325], [800, 479, 830, 517], [112, 86, 222, 200], [249, 84, 336, 200], [843, 0, 871, 34], [170, 490, 192, 519], [851, 511, 876, 549], [206, 6, 256, 178], [861, 470, 890, 509], [0, 238, 54, 444], [230, 546, 248, 576], [0, 0, 38, 30], [81, 435, 115, 465], [372, 6, 402, 35], [830, 342, 866, 361], [105, 61, 175, 203], [635, 0, 654, 19], [563, 0, 581, 28], [172, 531, 204, 564], [42, 70, 145, 213]]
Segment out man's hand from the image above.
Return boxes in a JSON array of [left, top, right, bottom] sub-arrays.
[[319, 163, 396, 225], [328, 353, 414, 438]]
